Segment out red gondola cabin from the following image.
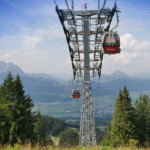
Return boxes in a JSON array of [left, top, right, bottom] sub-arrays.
[[72, 88, 80, 98], [103, 32, 120, 54]]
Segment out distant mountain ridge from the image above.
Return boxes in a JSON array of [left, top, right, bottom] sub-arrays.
[[0, 61, 24, 75], [0, 61, 149, 80], [111, 70, 129, 78], [0, 61, 150, 118], [0, 61, 150, 99]]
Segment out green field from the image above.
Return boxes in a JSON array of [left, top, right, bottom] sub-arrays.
[[1, 144, 150, 150]]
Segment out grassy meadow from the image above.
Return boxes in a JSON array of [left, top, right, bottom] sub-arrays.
[[1, 144, 150, 150]]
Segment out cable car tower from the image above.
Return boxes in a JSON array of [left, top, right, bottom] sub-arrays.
[[54, 0, 120, 146]]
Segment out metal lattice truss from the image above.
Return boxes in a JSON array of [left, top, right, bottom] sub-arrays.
[[80, 81, 96, 146], [56, 3, 118, 80]]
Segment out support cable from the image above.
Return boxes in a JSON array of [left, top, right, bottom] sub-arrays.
[[102, 0, 106, 9], [110, 11, 119, 31], [98, 0, 100, 9], [94, 0, 106, 78], [110, 1, 121, 31], [64, 0, 81, 79], [81, 0, 83, 10], [105, 2, 117, 32], [53, 0, 57, 6], [95, 78, 100, 118], [65, 0, 70, 10], [56, 5, 76, 79], [71, 0, 74, 10], [63, 0, 78, 79], [98, 0, 106, 22]]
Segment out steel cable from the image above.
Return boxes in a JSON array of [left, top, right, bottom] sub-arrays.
[[53, 0, 57, 5], [98, 0, 100, 9], [65, 0, 70, 10]]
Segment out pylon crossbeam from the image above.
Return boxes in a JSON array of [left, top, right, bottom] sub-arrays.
[[56, 6, 111, 79]]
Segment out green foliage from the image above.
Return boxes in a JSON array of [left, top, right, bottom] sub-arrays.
[[102, 87, 150, 148], [34, 111, 53, 146], [100, 146, 113, 150], [101, 86, 136, 147], [59, 128, 79, 147], [42, 115, 67, 136], [101, 121, 112, 146], [112, 86, 135, 146], [0, 73, 16, 145], [5, 143, 22, 150], [0, 73, 54, 147], [134, 94, 150, 146], [128, 139, 139, 147], [0, 73, 35, 145], [96, 128, 104, 145]]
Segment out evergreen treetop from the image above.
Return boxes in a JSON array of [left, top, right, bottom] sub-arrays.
[[112, 86, 135, 146]]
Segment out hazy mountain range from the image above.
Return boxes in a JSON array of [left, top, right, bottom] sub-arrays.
[[0, 61, 150, 118]]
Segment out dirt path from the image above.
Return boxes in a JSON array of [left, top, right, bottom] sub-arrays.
[[49, 133, 59, 146]]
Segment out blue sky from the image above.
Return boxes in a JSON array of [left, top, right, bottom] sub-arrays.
[[0, 0, 150, 76]]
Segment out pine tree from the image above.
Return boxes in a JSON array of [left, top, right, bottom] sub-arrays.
[[10, 75, 35, 144], [34, 111, 51, 146], [9, 74, 27, 144], [101, 121, 112, 146], [134, 94, 150, 145], [0, 73, 15, 145], [34, 111, 45, 141], [24, 95, 35, 143], [0, 73, 35, 145], [112, 86, 135, 146]]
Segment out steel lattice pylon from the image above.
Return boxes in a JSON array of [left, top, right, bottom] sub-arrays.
[[55, 1, 119, 146], [80, 81, 96, 146]]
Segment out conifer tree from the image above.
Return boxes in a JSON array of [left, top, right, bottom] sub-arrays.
[[134, 94, 150, 145], [11, 75, 35, 144], [0, 73, 35, 145], [23, 94, 35, 143], [9, 74, 27, 144], [34, 111, 52, 146], [112, 86, 135, 146], [0, 73, 15, 145], [101, 121, 112, 146]]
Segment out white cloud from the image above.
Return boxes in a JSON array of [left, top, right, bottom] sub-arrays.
[[120, 33, 150, 51], [0, 24, 70, 74], [102, 33, 150, 74], [0, 26, 150, 75], [23, 36, 43, 50]]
